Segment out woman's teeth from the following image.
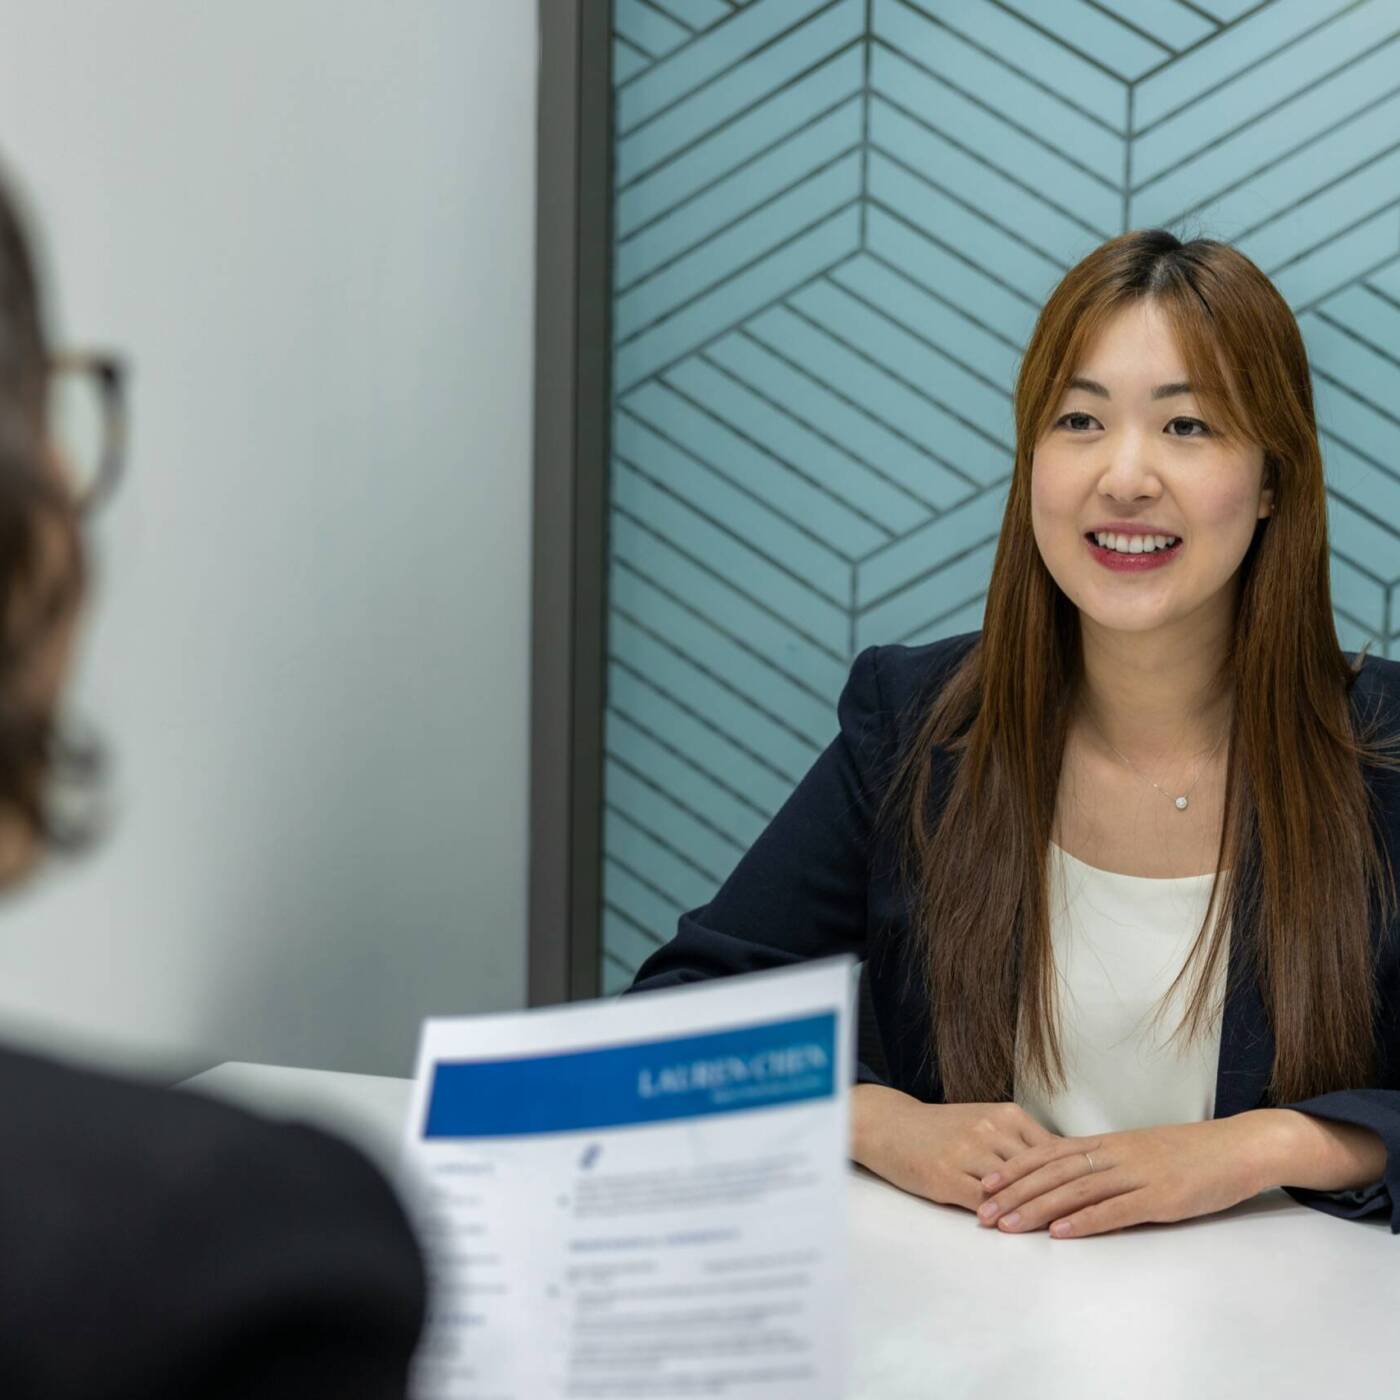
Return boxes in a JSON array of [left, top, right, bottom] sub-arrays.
[[1091, 532, 1180, 554]]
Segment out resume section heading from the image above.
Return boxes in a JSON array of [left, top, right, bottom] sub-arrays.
[[422, 1010, 836, 1137]]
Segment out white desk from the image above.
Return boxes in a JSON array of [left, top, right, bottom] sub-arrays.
[[182, 1061, 1400, 1400]]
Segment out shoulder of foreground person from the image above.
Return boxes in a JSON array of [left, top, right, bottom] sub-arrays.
[[0, 1042, 426, 1400]]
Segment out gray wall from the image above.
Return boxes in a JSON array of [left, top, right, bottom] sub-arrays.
[[0, 0, 536, 1078]]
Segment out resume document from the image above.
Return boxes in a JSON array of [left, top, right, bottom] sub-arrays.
[[400, 956, 857, 1399]]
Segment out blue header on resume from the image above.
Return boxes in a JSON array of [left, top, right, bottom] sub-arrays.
[[420, 1010, 837, 1138]]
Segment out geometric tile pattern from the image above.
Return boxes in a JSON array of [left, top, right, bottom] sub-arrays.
[[600, 0, 1400, 991]]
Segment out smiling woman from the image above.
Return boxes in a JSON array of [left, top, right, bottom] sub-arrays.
[[888, 235, 1381, 1113], [626, 228, 1400, 1242]]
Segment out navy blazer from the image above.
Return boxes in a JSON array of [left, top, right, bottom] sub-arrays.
[[626, 631, 1400, 1233]]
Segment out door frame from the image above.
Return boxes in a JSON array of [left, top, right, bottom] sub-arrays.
[[529, 0, 612, 1005]]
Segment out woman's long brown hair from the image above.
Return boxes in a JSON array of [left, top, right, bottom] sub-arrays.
[[876, 228, 1400, 1109]]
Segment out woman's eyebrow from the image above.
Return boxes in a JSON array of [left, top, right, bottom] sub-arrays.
[[1067, 376, 1195, 400]]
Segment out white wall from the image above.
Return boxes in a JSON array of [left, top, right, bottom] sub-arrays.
[[0, 0, 536, 1078]]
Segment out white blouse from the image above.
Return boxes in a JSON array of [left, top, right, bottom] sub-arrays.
[[1013, 841, 1230, 1137]]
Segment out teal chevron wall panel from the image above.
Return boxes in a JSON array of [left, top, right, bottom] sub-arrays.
[[600, 0, 1400, 992]]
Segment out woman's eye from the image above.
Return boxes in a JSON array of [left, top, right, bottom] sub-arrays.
[[1167, 417, 1211, 437], [1058, 412, 1097, 432]]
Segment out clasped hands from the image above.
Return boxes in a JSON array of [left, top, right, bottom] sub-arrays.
[[855, 1091, 1280, 1240], [974, 1113, 1276, 1238]]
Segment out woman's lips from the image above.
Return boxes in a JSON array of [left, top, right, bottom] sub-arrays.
[[1084, 534, 1183, 572]]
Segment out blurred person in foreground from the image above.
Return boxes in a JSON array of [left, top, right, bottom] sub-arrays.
[[0, 167, 426, 1393]]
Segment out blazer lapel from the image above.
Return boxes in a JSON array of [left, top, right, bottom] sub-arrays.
[[1214, 833, 1275, 1118]]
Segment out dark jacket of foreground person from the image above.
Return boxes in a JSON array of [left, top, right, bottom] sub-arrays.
[[0, 1044, 426, 1398]]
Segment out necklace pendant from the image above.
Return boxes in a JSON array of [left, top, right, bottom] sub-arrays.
[[1175, 796, 1189, 810]]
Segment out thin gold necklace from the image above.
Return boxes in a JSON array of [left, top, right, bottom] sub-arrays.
[[1083, 712, 1229, 812]]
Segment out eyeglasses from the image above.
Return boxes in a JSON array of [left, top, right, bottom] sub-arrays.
[[46, 350, 127, 514]]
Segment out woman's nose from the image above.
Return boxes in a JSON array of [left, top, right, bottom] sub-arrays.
[[1096, 451, 1162, 501]]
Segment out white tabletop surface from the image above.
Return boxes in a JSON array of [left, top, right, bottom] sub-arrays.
[[181, 1061, 1400, 1400]]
